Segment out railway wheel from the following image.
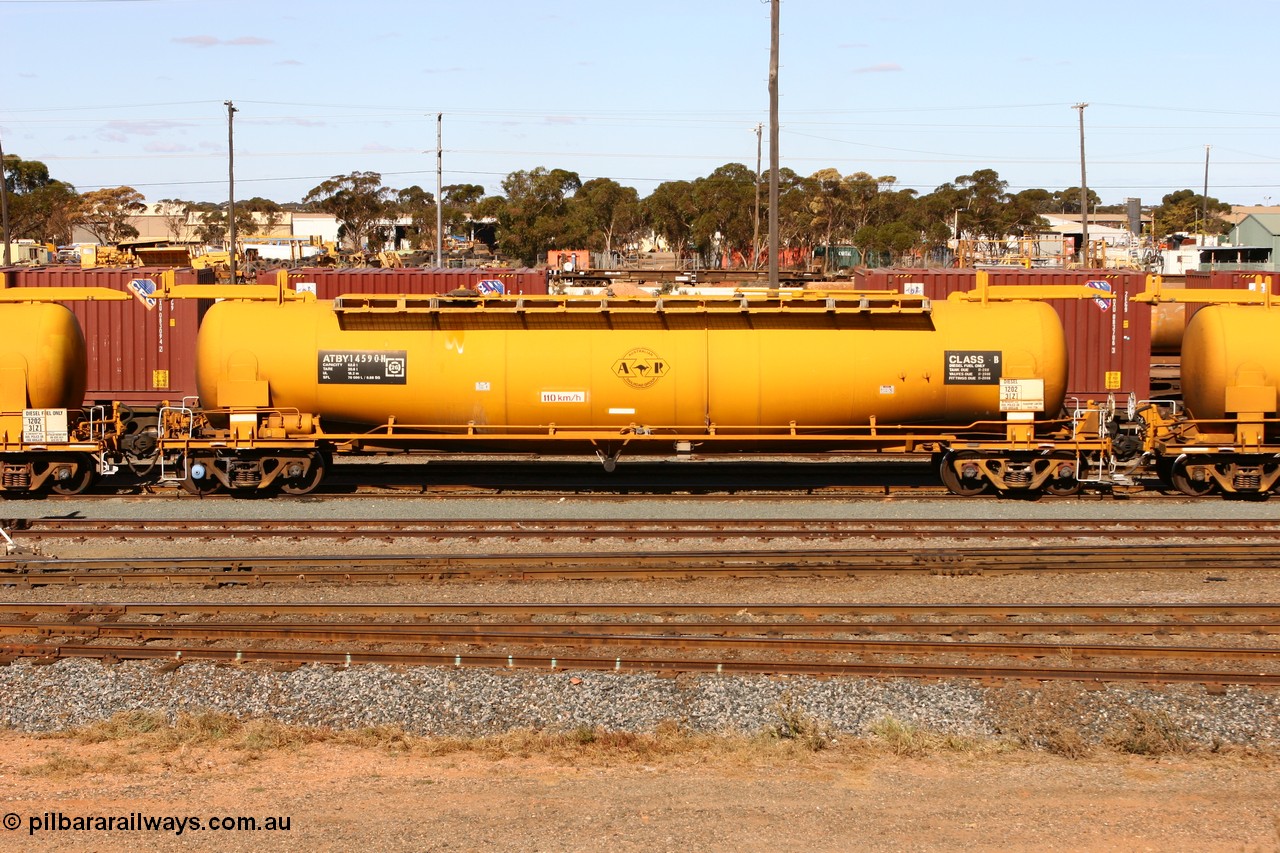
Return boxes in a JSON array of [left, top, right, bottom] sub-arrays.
[[279, 452, 326, 496], [1043, 453, 1082, 497], [938, 451, 990, 497], [181, 455, 220, 496], [49, 456, 94, 496], [1170, 456, 1214, 497]]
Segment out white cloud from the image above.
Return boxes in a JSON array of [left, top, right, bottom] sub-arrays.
[[172, 35, 274, 48], [854, 63, 903, 73]]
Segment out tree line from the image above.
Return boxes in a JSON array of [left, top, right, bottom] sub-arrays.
[[3, 153, 1236, 267]]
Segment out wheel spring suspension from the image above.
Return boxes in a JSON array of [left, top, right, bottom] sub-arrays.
[[1005, 469, 1032, 487], [1234, 472, 1261, 491], [1, 464, 29, 489], [228, 460, 260, 488]]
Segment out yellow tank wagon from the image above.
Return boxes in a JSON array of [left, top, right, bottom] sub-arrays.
[[168, 290, 1105, 496], [0, 292, 133, 494], [1130, 280, 1280, 495]]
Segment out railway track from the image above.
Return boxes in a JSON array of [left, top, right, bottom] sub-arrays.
[[2, 601, 1276, 687], [12, 601, 1276, 619], [7, 517, 1280, 541], [1, 543, 1277, 586]]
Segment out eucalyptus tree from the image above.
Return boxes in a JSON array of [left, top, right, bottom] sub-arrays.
[[569, 177, 642, 257], [642, 179, 697, 261], [395, 185, 437, 248], [239, 196, 284, 234], [303, 171, 393, 250], [1154, 189, 1232, 236], [690, 163, 757, 262], [78, 186, 146, 245], [951, 169, 1010, 239], [803, 168, 851, 248], [1052, 187, 1101, 214], [190, 203, 258, 245], [2, 154, 80, 244], [156, 199, 195, 242], [491, 167, 583, 266]]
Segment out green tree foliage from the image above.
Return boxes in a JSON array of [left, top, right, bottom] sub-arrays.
[[44, 155, 1209, 270], [78, 186, 146, 244], [1052, 187, 1101, 214], [951, 169, 1010, 238], [568, 177, 641, 256], [438, 183, 489, 242], [642, 179, 697, 261], [189, 202, 258, 245], [925, 170, 1048, 245], [1005, 189, 1052, 235], [395, 185, 437, 249], [688, 164, 757, 259], [156, 199, 195, 242], [1, 154, 80, 243], [239, 196, 284, 233], [804, 168, 850, 248], [1154, 189, 1232, 236], [492, 167, 583, 266], [303, 171, 392, 250], [443, 183, 485, 211], [773, 167, 812, 251], [803, 169, 893, 247]]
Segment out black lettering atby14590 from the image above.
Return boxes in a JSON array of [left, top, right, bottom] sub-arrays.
[[944, 350, 1002, 385], [317, 350, 407, 385]]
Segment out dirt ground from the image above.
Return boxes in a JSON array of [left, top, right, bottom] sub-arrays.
[[0, 725, 1277, 853]]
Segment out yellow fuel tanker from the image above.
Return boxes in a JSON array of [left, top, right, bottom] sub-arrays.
[[0, 302, 88, 414], [194, 293, 1068, 443], [1180, 304, 1280, 420]]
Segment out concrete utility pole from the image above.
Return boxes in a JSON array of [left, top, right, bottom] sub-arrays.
[[752, 122, 762, 268], [1072, 102, 1088, 267], [1202, 144, 1211, 237], [768, 0, 780, 287], [0, 127, 10, 266], [436, 113, 444, 266], [225, 100, 238, 283]]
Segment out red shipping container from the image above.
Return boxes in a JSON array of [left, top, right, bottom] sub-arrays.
[[1, 266, 213, 407], [258, 267, 549, 298], [851, 269, 1152, 405], [1184, 270, 1274, 290], [1182, 270, 1275, 327]]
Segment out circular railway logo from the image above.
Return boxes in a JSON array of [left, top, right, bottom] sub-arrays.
[[612, 347, 670, 389]]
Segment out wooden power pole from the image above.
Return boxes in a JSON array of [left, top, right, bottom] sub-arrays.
[[768, 0, 780, 287]]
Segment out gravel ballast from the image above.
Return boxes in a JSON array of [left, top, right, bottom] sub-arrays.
[[1, 659, 1277, 747]]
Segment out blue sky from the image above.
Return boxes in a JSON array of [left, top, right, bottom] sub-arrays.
[[3, 0, 1279, 208]]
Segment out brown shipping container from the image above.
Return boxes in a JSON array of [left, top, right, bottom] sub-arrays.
[[1, 266, 212, 407], [852, 269, 1152, 405], [1182, 271, 1275, 327], [258, 267, 549, 298], [1184, 270, 1275, 290]]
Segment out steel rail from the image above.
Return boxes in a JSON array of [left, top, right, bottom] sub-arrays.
[[8, 517, 1280, 540], [7, 602, 1276, 619], [2, 641, 1275, 686], [44, 621, 1280, 637], [5, 543, 1280, 570], [2, 545, 1279, 585], [7, 622, 1278, 660], [10, 620, 1280, 638]]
